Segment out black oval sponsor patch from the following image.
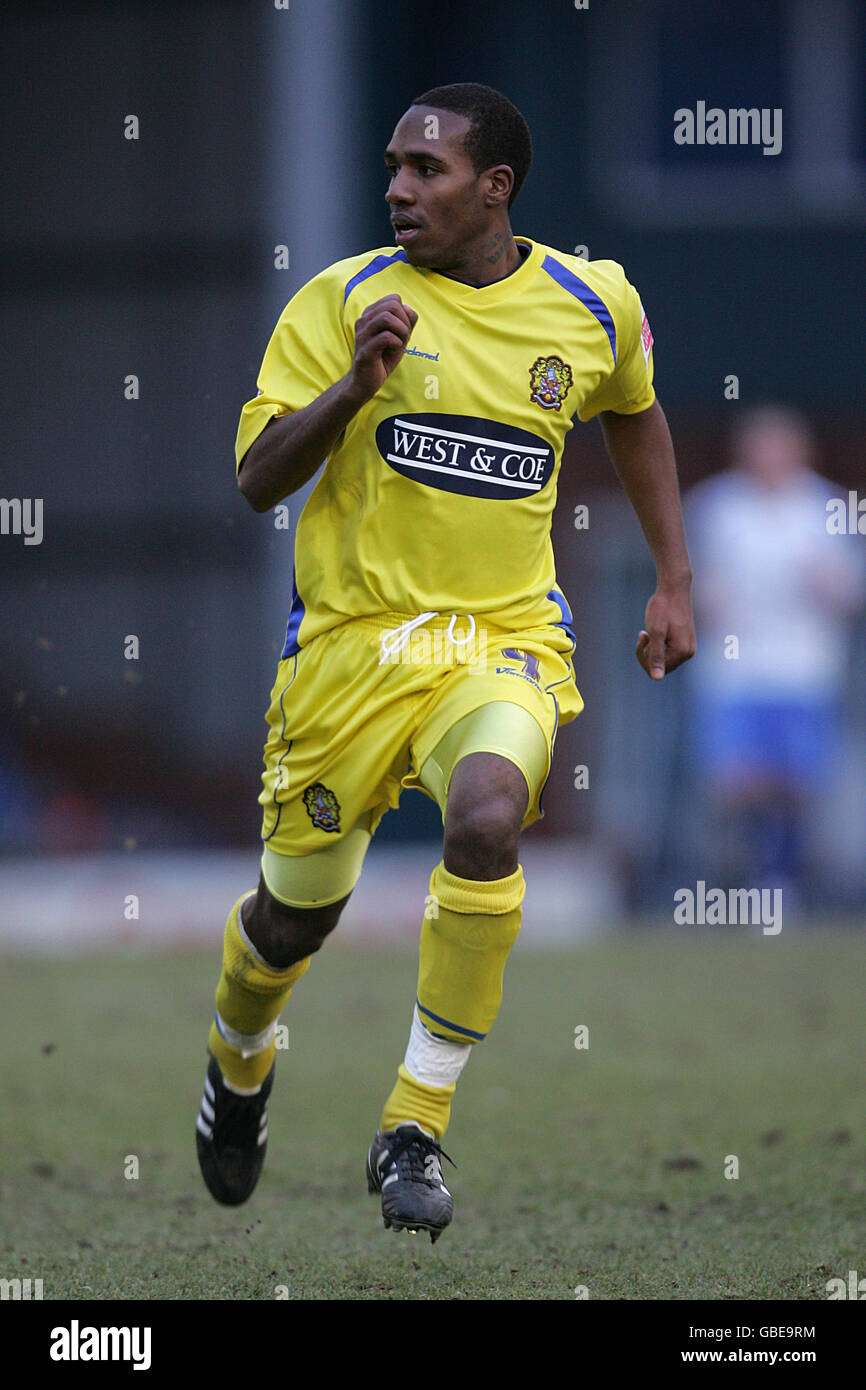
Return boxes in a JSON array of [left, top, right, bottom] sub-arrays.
[[375, 413, 555, 500]]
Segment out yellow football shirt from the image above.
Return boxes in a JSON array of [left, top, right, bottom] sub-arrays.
[[235, 237, 655, 657]]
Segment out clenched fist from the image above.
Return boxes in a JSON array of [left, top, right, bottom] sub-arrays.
[[349, 294, 418, 402]]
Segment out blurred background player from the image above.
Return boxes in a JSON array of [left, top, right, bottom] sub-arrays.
[[195, 83, 695, 1241], [686, 405, 865, 904]]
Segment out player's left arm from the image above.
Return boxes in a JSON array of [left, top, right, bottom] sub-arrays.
[[599, 399, 696, 681]]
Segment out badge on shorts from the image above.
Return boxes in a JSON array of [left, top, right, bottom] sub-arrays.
[[495, 647, 542, 688], [302, 782, 342, 833]]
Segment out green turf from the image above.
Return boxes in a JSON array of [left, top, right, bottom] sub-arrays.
[[1, 930, 864, 1300]]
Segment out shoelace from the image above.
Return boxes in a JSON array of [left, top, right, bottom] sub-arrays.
[[384, 1129, 456, 1184], [378, 612, 477, 666]]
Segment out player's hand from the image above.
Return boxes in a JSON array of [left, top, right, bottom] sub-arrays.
[[349, 294, 418, 402], [636, 584, 696, 680]]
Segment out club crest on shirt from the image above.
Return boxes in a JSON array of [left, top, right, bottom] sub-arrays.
[[302, 782, 341, 833], [529, 355, 574, 411]]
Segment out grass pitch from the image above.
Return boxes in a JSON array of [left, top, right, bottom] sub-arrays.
[[2, 930, 864, 1300]]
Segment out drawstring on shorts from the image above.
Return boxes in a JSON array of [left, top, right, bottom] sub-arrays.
[[378, 612, 477, 665]]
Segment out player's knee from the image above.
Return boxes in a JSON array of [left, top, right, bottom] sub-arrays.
[[443, 795, 523, 879], [243, 878, 350, 969]]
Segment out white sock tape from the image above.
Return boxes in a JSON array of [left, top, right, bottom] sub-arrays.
[[404, 1006, 473, 1087], [215, 1011, 277, 1059]]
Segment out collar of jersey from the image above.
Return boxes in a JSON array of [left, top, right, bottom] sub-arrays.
[[410, 236, 541, 306]]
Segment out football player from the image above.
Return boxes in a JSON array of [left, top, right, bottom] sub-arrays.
[[196, 83, 695, 1241]]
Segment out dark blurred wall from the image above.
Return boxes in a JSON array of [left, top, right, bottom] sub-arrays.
[[1, 3, 272, 848], [2, 0, 863, 852]]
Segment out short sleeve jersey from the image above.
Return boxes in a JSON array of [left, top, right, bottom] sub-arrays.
[[236, 237, 655, 657]]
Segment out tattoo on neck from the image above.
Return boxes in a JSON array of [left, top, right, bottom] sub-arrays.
[[483, 230, 508, 265]]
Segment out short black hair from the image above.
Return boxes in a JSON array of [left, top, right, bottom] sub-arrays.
[[410, 83, 532, 208]]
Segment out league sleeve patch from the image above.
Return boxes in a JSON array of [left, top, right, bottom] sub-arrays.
[[639, 304, 653, 366]]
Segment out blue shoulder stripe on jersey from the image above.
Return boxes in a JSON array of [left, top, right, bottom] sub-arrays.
[[343, 249, 408, 304], [547, 587, 577, 647], [541, 255, 617, 364], [281, 565, 305, 658]]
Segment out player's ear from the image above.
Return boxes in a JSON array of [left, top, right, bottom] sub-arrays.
[[483, 165, 515, 209]]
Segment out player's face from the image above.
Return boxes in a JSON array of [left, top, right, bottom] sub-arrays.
[[384, 106, 497, 269]]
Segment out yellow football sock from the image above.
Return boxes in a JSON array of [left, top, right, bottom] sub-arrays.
[[380, 1063, 456, 1141], [416, 860, 525, 1043], [207, 893, 310, 1090], [380, 861, 525, 1139]]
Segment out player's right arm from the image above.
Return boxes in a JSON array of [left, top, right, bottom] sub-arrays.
[[237, 294, 417, 512]]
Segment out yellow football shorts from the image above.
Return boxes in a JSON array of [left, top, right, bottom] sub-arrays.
[[258, 609, 583, 902]]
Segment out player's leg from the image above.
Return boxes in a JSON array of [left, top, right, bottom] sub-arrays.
[[381, 717, 543, 1136], [369, 702, 548, 1240], [197, 821, 371, 1206], [208, 825, 371, 1085], [200, 601, 445, 1205], [198, 607, 417, 1203]]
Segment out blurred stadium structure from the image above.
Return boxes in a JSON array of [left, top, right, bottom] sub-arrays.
[[2, 0, 865, 946]]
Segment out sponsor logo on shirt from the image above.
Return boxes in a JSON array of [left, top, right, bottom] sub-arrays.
[[375, 413, 555, 501]]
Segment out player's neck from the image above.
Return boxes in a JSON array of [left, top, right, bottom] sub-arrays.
[[434, 231, 526, 290]]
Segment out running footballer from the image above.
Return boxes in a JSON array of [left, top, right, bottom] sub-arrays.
[[195, 83, 696, 1242]]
